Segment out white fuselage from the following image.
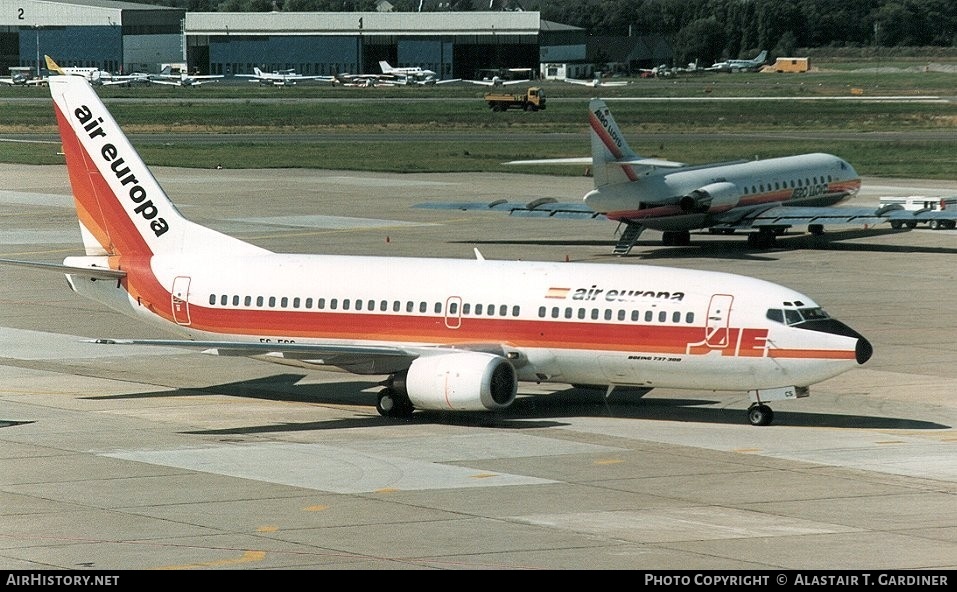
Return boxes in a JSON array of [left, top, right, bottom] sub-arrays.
[[67, 253, 866, 392], [584, 153, 861, 230]]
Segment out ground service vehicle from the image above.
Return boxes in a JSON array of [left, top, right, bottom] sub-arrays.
[[880, 196, 957, 230], [484, 87, 545, 111]]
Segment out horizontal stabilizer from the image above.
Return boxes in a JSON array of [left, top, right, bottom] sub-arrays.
[[505, 156, 687, 168], [0, 258, 126, 280]]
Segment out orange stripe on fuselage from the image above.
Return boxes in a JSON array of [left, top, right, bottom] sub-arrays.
[[173, 304, 856, 360]]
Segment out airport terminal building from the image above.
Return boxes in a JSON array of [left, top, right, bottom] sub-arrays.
[[0, 0, 671, 78]]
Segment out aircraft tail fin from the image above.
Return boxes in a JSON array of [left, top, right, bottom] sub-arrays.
[[49, 75, 268, 258], [44, 55, 65, 75], [379, 61, 394, 74], [588, 99, 685, 188], [754, 50, 768, 64]]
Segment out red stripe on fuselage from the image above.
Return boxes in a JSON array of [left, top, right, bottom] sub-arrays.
[[178, 304, 856, 361]]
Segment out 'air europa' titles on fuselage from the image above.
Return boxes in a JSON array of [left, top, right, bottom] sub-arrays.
[[560, 285, 686, 302], [72, 104, 170, 237]]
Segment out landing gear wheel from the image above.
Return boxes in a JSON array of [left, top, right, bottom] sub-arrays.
[[376, 388, 414, 418], [662, 230, 691, 246], [747, 229, 776, 249], [747, 404, 774, 426]]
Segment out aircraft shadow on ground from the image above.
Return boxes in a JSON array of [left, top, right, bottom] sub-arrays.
[[79, 374, 949, 433], [456, 229, 957, 261]]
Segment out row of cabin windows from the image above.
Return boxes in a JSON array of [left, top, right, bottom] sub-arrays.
[[540, 306, 694, 324], [206, 293, 694, 325], [207, 294, 521, 317], [748, 175, 832, 195]]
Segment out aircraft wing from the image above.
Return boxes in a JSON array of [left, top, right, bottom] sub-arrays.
[[710, 204, 957, 231], [86, 339, 518, 376], [414, 198, 604, 220]]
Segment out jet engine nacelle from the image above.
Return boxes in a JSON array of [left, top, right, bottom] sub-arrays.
[[679, 181, 742, 213], [403, 352, 517, 412]]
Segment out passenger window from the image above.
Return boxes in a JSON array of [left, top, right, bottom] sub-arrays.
[[280, 297, 288, 308], [672, 311, 681, 323], [220, 295, 228, 306], [475, 304, 483, 315], [591, 308, 599, 320], [318, 298, 325, 309], [209, 294, 216, 305], [293, 297, 300, 308], [564, 307, 572, 319], [406, 301, 413, 313], [257, 296, 264, 307], [330, 298, 338, 310], [355, 299, 362, 311], [551, 307, 559, 318], [343, 299, 350, 310], [452, 302, 460, 315], [462, 303, 470, 314], [305, 297, 312, 308], [245, 296, 252, 307], [380, 300, 388, 312], [435, 302, 442, 314], [538, 306, 546, 318], [645, 310, 653, 322], [578, 308, 585, 319], [631, 310, 639, 321], [419, 302, 427, 313], [499, 305, 507, 316], [512, 306, 520, 317], [658, 311, 666, 322], [393, 301, 401, 312], [268, 296, 276, 307], [686, 312, 695, 323], [233, 295, 240, 306]]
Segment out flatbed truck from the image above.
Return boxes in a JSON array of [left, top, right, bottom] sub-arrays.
[[484, 87, 546, 111]]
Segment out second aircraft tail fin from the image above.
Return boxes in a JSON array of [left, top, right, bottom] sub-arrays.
[[587, 99, 686, 188]]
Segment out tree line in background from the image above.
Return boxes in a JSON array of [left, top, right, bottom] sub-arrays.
[[148, 0, 956, 65]]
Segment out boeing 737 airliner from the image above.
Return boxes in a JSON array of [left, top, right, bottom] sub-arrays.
[[0, 76, 873, 425]]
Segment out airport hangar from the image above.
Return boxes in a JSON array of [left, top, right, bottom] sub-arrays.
[[0, 0, 672, 80]]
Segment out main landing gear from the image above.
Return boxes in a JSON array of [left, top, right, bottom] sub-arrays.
[[747, 403, 774, 426], [376, 388, 415, 418]]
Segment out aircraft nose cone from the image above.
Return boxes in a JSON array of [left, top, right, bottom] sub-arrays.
[[856, 337, 873, 365]]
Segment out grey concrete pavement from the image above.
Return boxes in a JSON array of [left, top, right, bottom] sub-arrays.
[[0, 164, 955, 570]]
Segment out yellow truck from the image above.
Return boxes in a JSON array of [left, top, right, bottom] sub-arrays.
[[484, 87, 546, 111]]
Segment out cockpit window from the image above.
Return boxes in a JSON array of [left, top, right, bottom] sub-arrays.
[[766, 306, 831, 326]]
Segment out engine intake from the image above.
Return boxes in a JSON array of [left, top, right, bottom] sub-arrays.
[[403, 352, 517, 411]]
